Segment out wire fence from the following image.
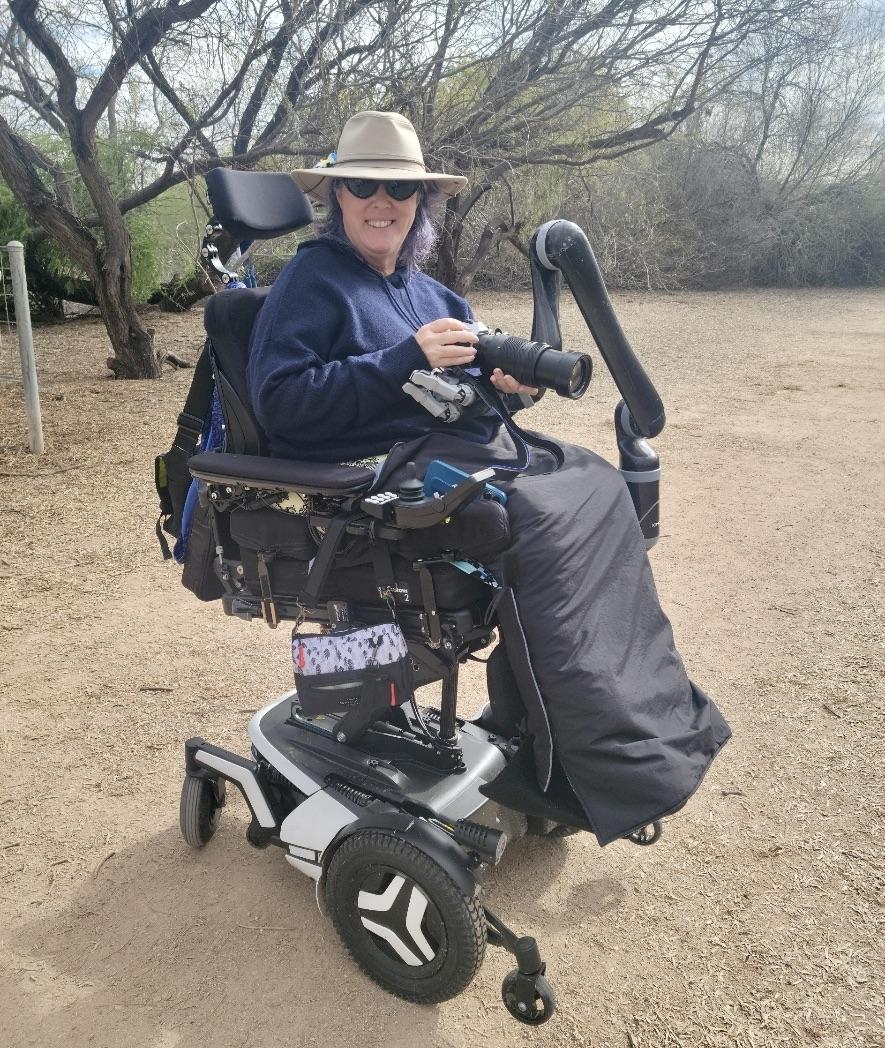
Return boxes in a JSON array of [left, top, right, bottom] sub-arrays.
[[0, 242, 44, 453], [0, 245, 20, 383]]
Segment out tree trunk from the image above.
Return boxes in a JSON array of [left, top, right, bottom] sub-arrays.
[[432, 197, 462, 290], [149, 267, 215, 313], [148, 228, 235, 312], [90, 244, 160, 378]]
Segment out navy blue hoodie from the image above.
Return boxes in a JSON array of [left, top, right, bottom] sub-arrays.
[[247, 238, 502, 462]]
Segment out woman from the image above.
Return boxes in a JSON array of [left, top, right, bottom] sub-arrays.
[[248, 110, 535, 464], [248, 111, 730, 846]]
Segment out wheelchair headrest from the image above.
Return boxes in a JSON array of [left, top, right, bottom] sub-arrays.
[[205, 169, 314, 241]]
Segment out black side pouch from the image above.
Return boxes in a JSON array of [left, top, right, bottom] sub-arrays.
[[229, 508, 317, 599], [181, 498, 225, 602], [295, 660, 414, 744], [155, 447, 194, 558]]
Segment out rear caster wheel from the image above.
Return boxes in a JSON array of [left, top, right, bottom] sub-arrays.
[[325, 831, 486, 1003], [179, 774, 226, 848], [502, 969, 556, 1024]]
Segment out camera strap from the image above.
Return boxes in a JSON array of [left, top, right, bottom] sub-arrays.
[[472, 379, 565, 476]]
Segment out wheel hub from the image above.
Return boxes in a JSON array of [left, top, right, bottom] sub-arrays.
[[356, 867, 444, 968]]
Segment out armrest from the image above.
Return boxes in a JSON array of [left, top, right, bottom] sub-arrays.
[[188, 451, 375, 495]]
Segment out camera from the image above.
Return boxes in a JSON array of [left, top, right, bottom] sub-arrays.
[[402, 320, 593, 423], [465, 322, 592, 400]]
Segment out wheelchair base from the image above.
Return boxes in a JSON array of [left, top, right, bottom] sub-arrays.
[[181, 691, 563, 1021]]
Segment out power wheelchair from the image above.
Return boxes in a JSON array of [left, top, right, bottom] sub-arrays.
[[165, 168, 668, 1024]]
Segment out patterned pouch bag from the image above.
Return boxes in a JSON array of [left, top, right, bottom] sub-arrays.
[[291, 623, 414, 744]]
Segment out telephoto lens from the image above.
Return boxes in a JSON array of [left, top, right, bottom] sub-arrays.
[[467, 323, 592, 399]]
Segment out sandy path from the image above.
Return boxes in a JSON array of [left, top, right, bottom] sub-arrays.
[[0, 288, 882, 1048]]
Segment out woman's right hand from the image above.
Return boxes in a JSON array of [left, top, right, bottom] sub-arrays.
[[415, 318, 478, 369]]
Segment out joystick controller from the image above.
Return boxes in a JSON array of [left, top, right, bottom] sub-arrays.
[[361, 465, 497, 529], [397, 462, 425, 503]]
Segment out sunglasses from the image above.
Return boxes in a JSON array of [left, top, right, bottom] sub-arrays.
[[342, 178, 422, 201]]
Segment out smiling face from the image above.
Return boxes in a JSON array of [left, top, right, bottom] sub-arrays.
[[335, 181, 420, 275]]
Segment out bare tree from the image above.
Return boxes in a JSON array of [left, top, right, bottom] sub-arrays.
[[0, 0, 827, 375], [0, 0, 382, 376], [542, 0, 885, 292], [708, 0, 885, 197], [390, 0, 823, 291], [0, 0, 224, 375]]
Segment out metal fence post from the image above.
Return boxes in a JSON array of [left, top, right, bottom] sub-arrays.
[[6, 241, 43, 454]]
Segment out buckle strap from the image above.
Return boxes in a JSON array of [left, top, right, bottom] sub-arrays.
[[301, 512, 357, 609], [155, 515, 172, 560], [370, 537, 396, 597], [171, 343, 216, 454], [176, 411, 205, 437], [256, 551, 279, 628]]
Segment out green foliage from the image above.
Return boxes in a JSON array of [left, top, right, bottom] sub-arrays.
[[126, 207, 163, 301], [0, 182, 68, 315], [0, 132, 166, 304], [0, 182, 31, 243]]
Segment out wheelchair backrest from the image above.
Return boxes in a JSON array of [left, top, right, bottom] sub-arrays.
[[204, 287, 271, 456], [202, 168, 315, 457]]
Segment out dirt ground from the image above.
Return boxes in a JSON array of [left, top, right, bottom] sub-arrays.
[[0, 287, 883, 1048]]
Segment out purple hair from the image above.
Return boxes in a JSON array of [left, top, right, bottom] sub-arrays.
[[319, 183, 443, 274]]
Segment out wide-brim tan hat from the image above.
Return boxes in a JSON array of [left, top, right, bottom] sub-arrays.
[[290, 111, 467, 200]]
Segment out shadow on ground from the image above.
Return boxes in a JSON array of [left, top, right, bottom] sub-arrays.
[[5, 812, 574, 1048]]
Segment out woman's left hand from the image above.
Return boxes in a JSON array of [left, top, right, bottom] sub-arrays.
[[490, 369, 538, 397]]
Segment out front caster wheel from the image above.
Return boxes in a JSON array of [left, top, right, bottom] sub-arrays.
[[325, 831, 486, 1003], [502, 969, 556, 1025], [179, 774, 226, 848], [627, 820, 662, 846]]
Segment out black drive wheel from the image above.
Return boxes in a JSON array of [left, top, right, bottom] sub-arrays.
[[325, 831, 486, 1004], [179, 774, 226, 848]]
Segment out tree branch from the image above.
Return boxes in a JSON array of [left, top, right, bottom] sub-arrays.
[[0, 114, 95, 267], [82, 0, 222, 130], [8, 0, 79, 121], [234, 0, 295, 155]]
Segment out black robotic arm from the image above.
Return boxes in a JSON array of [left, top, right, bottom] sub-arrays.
[[530, 220, 666, 440], [529, 220, 664, 547]]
